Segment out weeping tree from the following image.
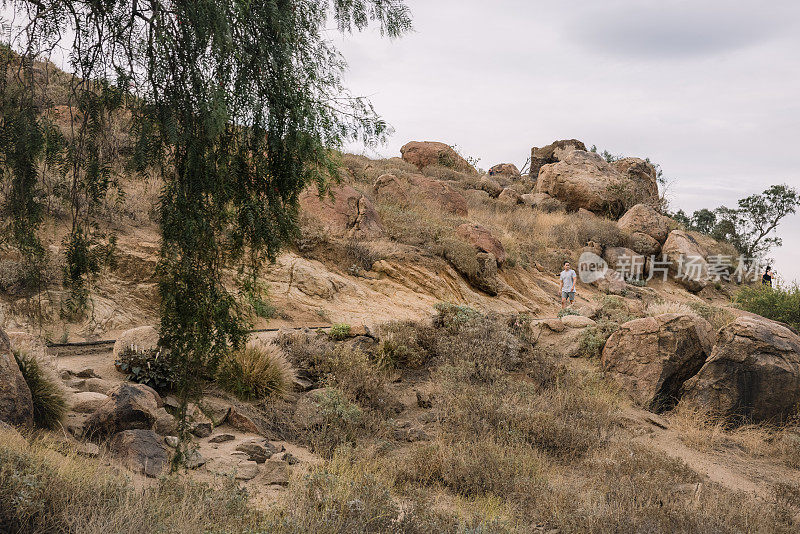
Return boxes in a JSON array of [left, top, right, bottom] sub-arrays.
[[1, 0, 411, 460]]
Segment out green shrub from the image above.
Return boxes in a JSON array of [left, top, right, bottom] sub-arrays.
[[13, 351, 66, 429], [577, 321, 619, 359], [557, 308, 580, 318], [735, 283, 800, 331], [216, 343, 294, 401], [433, 302, 481, 330], [328, 323, 351, 340], [115, 347, 178, 392]]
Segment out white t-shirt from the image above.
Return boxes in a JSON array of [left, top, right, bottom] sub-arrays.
[[560, 269, 577, 292]]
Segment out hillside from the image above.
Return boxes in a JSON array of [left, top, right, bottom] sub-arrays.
[[3, 138, 800, 533]]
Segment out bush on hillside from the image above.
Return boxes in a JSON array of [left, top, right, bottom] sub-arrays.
[[115, 347, 178, 392], [735, 283, 800, 331], [216, 343, 294, 401], [13, 351, 66, 429]]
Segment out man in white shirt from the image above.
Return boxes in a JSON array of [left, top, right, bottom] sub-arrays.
[[560, 261, 577, 310]]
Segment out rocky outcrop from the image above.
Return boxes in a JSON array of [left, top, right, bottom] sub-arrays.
[[497, 187, 522, 205], [109, 429, 169, 478], [529, 139, 587, 178], [682, 317, 800, 423], [400, 141, 475, 173], [535, 150, 659, 214], [610, 158, 660, 209], [617, 204, 671, 244], [0, 327, 33, 427], [113, 325, 159, 360], [374, 173, 468, 216], [85, 383, 160, 437], [530, 315, 597, 358], [455, 224, 507, 266], [661, 230, 709, 293], [601, 314, 714, 411], [629, 232, 661, 257], [300, 184, 384, 239], [603, 247, 646, 280], [478, 176, 503, 197], [489, 163, 521, 179]]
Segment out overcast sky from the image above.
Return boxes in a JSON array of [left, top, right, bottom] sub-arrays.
[[336, 0, 800, 284]]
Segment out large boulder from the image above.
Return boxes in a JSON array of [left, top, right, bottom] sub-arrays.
[[629, 232, 661, 257], [0, 327, 33, 427], [617, 204, 671, 244], [535, 150, 659, 214], [601, 314, 714, 411], [682, 317, 800, 423], [489, 163, 521, 179], [661, 230, 709, 293], [400, 141, 475, 173], [478, 176, 503, 197], [299, 184, 384, 239], [603, 247, 646, 280], [85, 383, 160, 437], [529, 139, 587, 178], [109, 429, 169, 478], [497, 187, 522, 205], [113, 325, 159, 360], [610, 158, 660, 209], [455, 224, 507, 266]]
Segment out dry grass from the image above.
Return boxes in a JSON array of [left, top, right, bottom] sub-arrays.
[[646, 301, 695, 316], [216, 341, 295, 401]]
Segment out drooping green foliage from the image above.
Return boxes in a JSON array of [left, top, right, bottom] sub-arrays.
[[2, 0, 411, 456], [671, 184, 799, 259], [14, 350, 67, 429]]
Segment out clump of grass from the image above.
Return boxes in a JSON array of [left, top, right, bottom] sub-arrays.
[[376, 320, 434, 369], [216, 342, 294, 401], [735, 282, 800, 331], [646, 301, 695, 316], [13, 351, 66, 429], [328, 323, 351, 340], [686, 301, 735, 331]]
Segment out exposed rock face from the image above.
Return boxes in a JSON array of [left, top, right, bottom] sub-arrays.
[[407, 174, 468, 215], [497, 187, 522, 205], [374, 173, 468, 216], [603, 247, 646, 280], [0, 327, 33, 427], [617, 204, 671, 244], [601, 314, 714, 411], [456, 224, 507, 266], [85, 383, 160, 437], [530, 316, 597, 358], [661, 230, 709, 293], [400, 141, 475, 173], [629, 232, 661, 257], [109, 429, 168, 478], [682, 317, 800, 423], [535, 150, 659, 214], [478, 176, 503, 197], [610, 158, 660, 208], [70, 392, 110, 414], [489, 163, 521, 179], [529, 139, 587, 178], [113, 325, 159, 360], [300, 184, 384, 239]]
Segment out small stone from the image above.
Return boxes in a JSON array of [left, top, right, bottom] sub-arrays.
[[235, 439, 275, 463], [190, 422, 213, 438], [184, 449, 206, 469], [262, 458, 290, 486], [164, 435, 179, 448], [70, 391, 109, 413], [66, 378, 86, 390], [198, 398, 231, 426], [209, 433, 236, 444], [75, 368, 99, 379], [280, 452, 300, 465], [292, 376, 314, 392], [227, 406, 261, 434], [60, 369, 73, 380], [207, 457, 259, 481], [82, 378, 113, 395], [153, 408, 178, 436]]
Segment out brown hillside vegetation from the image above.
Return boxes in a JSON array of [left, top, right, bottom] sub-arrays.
[[3, 136, 800, 533]]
